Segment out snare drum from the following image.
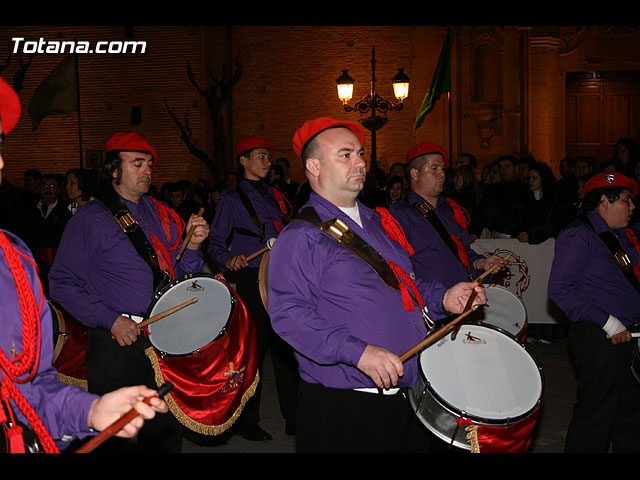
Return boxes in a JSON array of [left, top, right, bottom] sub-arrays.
[[409, 323, 543, 452], [48, 300, 88, 384], [632, 338, 640, 385], [258, 250, 270, 311], [468, 285, 527, 340], [146, 273, 234, 356], [143, 273, 259, 435]]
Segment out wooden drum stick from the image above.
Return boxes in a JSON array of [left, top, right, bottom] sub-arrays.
[[399, 254, 511, 363], [75, 382, 174, 453], [245, 237, 276, 262], [137, 297, 198, 329], [176, 207, 205, 261]]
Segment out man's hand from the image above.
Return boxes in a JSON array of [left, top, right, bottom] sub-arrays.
[[475, 254, 509, 273], [186, 214, 210, 249], [87, 385, 169, 438], [110, 315, 140, 347], [356, 345, 404, 389], [225, 254, 249, 271], [610, 329, 632, 344], [443, 282, 487, 314]]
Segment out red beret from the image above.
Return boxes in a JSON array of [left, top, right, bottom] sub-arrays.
[[292, 117, 364, 157], [583, 172, 638, 198], [235, 137, 274, 156], [105, 132, 158, 166], [0, 75, 21, 135], [406, 141, 449, 168]]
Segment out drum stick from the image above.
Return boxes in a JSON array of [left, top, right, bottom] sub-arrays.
[[245, 237, 276, 262], [463, 254, 511, 311], [75, 382, 174, 454], [399, 305, 481, 363], [452, 254, 511, 340], [111, 298, 198, 340], [176, 207, 205, 261], [400, 255, 511, 362], [136, 297, 199, 329]]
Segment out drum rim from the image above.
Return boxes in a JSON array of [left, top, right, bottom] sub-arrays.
[[145, 272, 236, 357], [481, 285, 528, 339], [417, 321, 544, 426]]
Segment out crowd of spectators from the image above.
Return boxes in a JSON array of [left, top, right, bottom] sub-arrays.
[[2, 137, 639, 290]]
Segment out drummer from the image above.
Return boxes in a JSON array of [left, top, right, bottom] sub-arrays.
[[207, 137, 298, 441], [48, 133, 209, 453], [387, 141, 507, 289], [548, 172, 640, 452], [0, 76, 168, 453], [267, 117, 486, 452]]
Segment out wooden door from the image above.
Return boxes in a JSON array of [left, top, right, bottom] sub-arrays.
[[566, 71, 640, 164]]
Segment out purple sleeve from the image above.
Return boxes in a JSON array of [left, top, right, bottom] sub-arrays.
[[48, 211, 122, 330], [548, 226, 610, 327], [207, 193, 236, 271], [268, 225, 368, 368]]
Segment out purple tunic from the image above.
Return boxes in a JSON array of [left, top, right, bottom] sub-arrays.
[[48, 194, 204, 330], [207, 179, 284, 270], [267, 192, 449, 390], [388, 191, 485, 287], [548, 211, 640, 329], [1, 229, 98, 449]]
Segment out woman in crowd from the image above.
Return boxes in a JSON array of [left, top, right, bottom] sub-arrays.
[[65, 168, 97, 215], [517, 161, 559, 244]]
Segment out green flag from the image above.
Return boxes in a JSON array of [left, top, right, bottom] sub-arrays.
[[414, 32, 451, 130], [28, 54, 78, 130]]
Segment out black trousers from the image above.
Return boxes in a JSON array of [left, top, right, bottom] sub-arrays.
[[233, 267, 298, 429], [565, 322, 640, 453], [295, 381, 432, 453], [85, 327, 182, 453]]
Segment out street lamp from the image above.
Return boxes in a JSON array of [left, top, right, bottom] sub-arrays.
[[336, 46, 410, 168]]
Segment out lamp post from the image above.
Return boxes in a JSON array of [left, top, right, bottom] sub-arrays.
[[336, 46, 410, 169]]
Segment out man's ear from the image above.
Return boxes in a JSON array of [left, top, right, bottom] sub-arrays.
[[305, 157, 320, 178]]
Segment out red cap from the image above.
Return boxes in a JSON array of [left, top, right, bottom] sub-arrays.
[[235, 137, 274, 156], [292, 117, 364, 157], [405, 141, 449, 168], [583, 172, 638, 198], [0, 76, 21, 135], [105, 132, 158, 166]]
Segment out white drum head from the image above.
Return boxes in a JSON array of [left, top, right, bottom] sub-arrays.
[[420, 324, 542, 422], [147, 275, 233, 356], [473, 286, 526, 338]]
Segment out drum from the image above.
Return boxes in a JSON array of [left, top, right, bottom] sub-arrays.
[[409, 323, 543, 452], [146, 273, 234, 356], [143, 273, 259, 435], [49, 301, 67, 364], [632, 338, 640, 385], [48, 300, 88, 384], [467, 285, 527, 340], [258, 250, 270, 311]]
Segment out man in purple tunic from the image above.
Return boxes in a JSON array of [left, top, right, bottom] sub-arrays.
[[267, 118, 486, 452], [48, 133, 208, 452], [0, 76, 167, 453], [548, 172, 640, 452], [388, 141, 506, 288], [207, 137, 297, 441]]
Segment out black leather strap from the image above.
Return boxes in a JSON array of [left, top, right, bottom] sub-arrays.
[[295, 207, 400, 291], [412, 200, 469, 273], [97, 189, 168, 290]]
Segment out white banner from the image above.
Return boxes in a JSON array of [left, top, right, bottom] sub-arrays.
[[472, 238, 566, 325]]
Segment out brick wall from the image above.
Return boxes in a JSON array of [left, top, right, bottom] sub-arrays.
[[0, 25, 429, 190]]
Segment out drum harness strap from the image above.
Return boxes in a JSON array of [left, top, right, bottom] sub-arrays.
[[586, 218, 640, 297], [295, 207, 434, 329], [412, 200, 473, 278], [98, 188, 175, 292], [231, 183, 290, 246]]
